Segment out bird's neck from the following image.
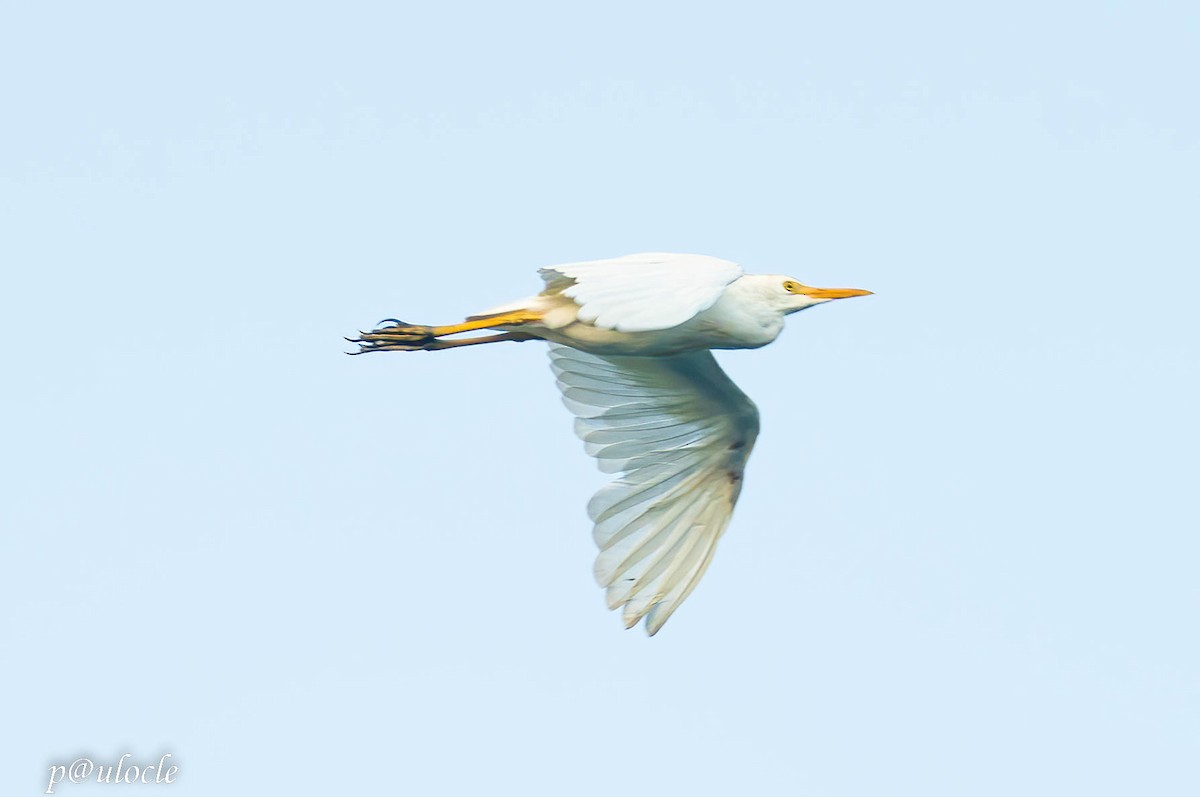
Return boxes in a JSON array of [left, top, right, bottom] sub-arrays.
[[699, 279, 786, 349]]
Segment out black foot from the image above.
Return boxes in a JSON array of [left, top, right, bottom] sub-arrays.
[[346, 320, 436, 354]]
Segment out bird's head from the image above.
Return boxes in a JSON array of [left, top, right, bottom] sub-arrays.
[[767, 276, 873, 314]]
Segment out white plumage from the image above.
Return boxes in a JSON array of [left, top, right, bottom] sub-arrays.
[[540, 253, 744, 333], [352, 252, 871, 635], [549, 343, 758, 634]]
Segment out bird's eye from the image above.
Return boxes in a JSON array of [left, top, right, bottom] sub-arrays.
[[783, 280, 800, 293]]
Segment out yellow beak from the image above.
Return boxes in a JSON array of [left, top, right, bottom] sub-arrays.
[[795, 285, 874, 300]]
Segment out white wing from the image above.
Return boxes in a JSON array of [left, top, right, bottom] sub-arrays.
[[539, 252, 743, 333], [549, 343, 759, 635]]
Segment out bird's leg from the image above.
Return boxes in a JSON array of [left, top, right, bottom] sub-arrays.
[[357, 309, 543, 344], [431, 309, 543, 336], [348, 331, 536, 354], [348, 309, 543, 353], [348, 306, 544, 352]]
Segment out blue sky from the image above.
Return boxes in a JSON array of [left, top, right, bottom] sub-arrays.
[[3, 2, 1198, 795]]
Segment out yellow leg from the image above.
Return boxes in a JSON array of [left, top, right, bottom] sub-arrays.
[[431, 309, 542, 337], [355, 309, 542, 345]]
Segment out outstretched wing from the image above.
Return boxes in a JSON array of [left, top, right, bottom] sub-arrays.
[[548, 343, 760, 635], [539, 253, 743, 333]]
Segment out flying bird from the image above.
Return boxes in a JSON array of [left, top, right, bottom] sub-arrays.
[[350, 253, 871, 635]]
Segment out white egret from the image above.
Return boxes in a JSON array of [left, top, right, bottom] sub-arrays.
[[351, 253, 871, 635]]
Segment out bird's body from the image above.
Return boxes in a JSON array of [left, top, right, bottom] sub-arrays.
[[352, 253, 870, 635], [479, 254, 812, 356], [488, 276, 786, 356]]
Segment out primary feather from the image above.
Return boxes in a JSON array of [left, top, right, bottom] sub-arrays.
[[549, 343, 759, 635]]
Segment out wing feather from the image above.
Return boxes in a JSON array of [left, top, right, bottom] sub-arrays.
[[548, 343, 759, 634], [539, 253, 743, 333]]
